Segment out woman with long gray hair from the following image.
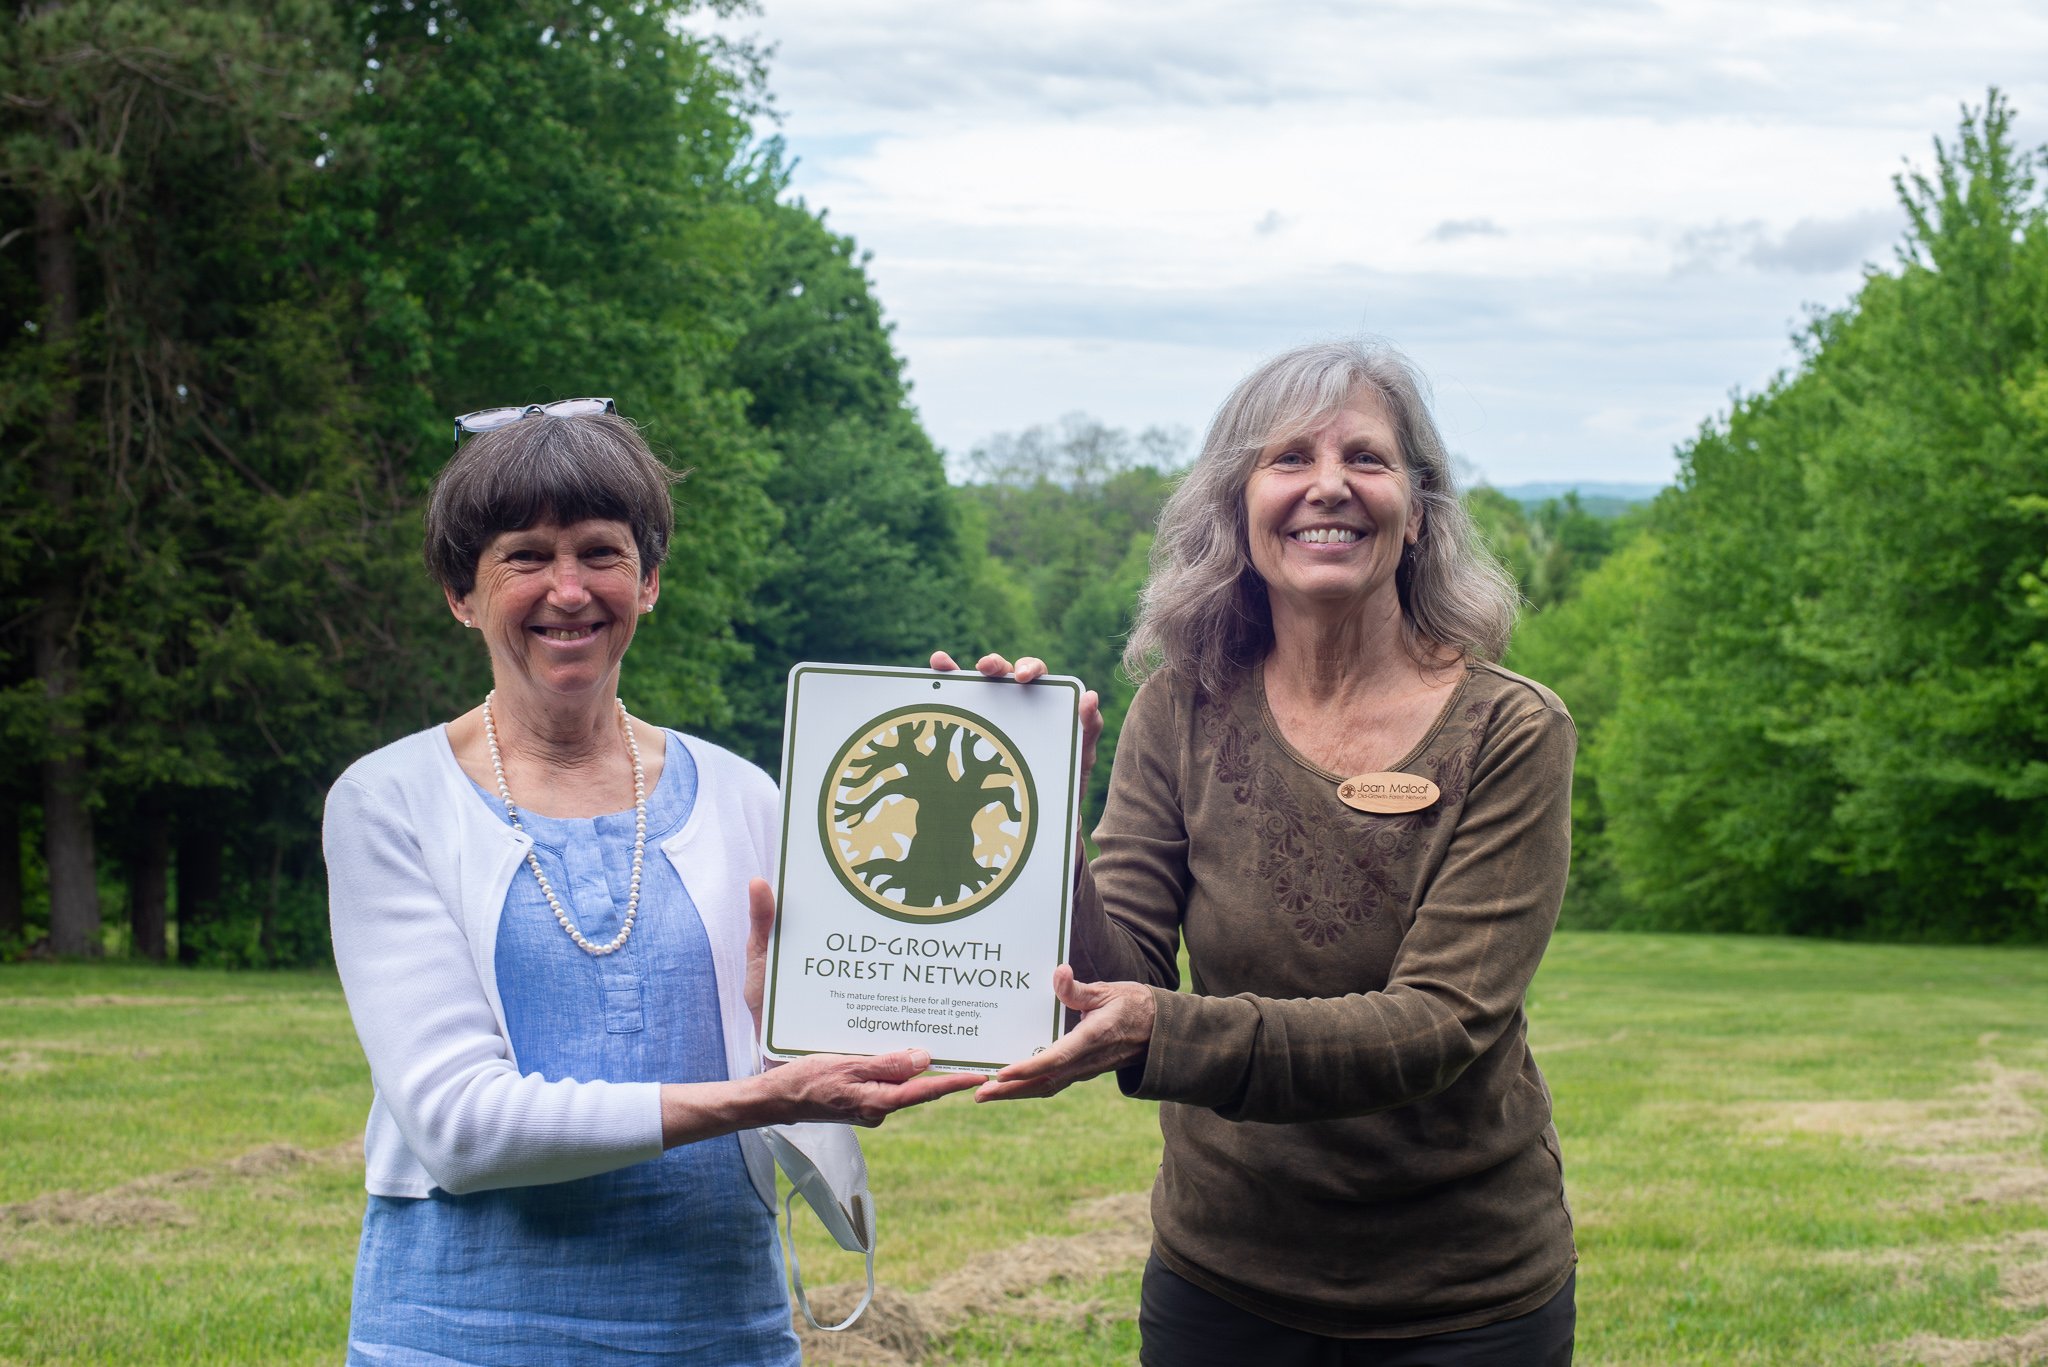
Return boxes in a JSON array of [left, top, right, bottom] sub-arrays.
[[953, 339, 1578, 1364]]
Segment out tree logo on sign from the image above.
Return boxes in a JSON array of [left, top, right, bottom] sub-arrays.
[[819, 705, 1037, 922]]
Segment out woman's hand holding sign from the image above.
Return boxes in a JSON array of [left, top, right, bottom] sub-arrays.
[[927, 649, 1145, 1099], [733, 874, 981, 1132], [746, 877, 775, 1039], [972, 964, 1155, 1100], [929, 651, 1102, 786]]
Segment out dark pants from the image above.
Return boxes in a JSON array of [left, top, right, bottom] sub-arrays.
[[1139, 1255, 1575, 1367]]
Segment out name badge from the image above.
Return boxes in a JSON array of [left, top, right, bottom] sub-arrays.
[[1337, 772, 1440, 814]]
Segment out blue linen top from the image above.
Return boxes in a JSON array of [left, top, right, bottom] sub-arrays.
[[346, 735, 799, 1365]]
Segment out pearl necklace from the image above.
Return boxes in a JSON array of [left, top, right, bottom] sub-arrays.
[[481, 690, 646, 957]]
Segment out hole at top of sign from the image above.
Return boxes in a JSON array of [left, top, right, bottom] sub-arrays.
[[932, 681, 941, 689]]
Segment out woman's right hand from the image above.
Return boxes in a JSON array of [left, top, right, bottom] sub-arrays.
[[741, 879, 979, 1127], [663, 1047, 980, 1146], [931, 651, 1103, 788], [754, 1048, 982, 1127]]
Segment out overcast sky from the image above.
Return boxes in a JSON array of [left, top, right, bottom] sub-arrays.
[[702, 1, 2048, 487]]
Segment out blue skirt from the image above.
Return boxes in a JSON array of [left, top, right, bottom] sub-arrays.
[[349, 1148, 797, 1365], [347, 736, 798, 1365]]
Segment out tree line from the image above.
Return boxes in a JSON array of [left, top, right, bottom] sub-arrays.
[[1, 0, 1025, 963], [964, 107, 2048, 948], [5, 10, 2040, 961], [1508, 94, 2048, 942]]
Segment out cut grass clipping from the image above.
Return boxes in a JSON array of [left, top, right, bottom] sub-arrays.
[[3, 934, 2047, 1364]]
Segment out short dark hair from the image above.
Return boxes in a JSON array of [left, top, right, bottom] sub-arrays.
[[423, 412, 682, 596]]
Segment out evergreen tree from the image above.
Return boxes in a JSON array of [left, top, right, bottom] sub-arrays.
[[1, 0, 352, 955], [0, 0, 897, 960]]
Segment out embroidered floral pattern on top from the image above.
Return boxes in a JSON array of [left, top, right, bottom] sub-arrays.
[[1201, 682, 1489, 948]]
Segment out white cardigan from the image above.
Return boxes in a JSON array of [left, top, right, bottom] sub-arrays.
[[324, 724, 780, 1205]]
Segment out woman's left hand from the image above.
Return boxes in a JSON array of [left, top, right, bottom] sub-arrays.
[[745, 878, 774, 1039], [973, 965, 1155, 1101]]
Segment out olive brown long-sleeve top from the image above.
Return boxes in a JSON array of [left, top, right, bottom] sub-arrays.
[[1069, 660, 1578, 1338]]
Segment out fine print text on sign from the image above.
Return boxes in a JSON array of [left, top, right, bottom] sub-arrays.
[[764, 663, 1084, 1073]]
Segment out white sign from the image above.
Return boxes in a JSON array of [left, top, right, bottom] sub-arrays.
[[764, 663, 1084, 1073]]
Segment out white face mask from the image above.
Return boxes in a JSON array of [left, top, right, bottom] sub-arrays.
[[762, 1122, 876, 1331]]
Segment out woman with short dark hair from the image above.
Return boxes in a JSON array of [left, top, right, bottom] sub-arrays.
[[326, 400, 975, 1364], [960, 340, 1578, 1364]]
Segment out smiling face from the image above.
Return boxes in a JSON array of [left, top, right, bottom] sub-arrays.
[[1242, 390, 1422, 625], [445, 518, 658, 702]]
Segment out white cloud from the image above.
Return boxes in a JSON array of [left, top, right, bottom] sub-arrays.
[[1747, 209, 1908, 273], [1429, 219, 1507, 243], [1676, 208, 1908, 277], [696, 1, 2048, 483]]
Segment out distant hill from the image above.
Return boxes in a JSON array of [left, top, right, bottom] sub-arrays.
[[1488, 481, 1665, 516]]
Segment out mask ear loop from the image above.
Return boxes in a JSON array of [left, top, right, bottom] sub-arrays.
[[782, 1184, 875, 1331]]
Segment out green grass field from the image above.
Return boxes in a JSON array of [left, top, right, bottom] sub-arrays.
[[3, 934, 2045, 1365]]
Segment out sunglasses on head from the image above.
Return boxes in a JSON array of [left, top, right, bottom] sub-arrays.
[[452, 397, 616, 445]]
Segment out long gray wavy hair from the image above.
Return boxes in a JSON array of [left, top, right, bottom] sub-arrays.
[[1123, 339, 1517, 695]]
